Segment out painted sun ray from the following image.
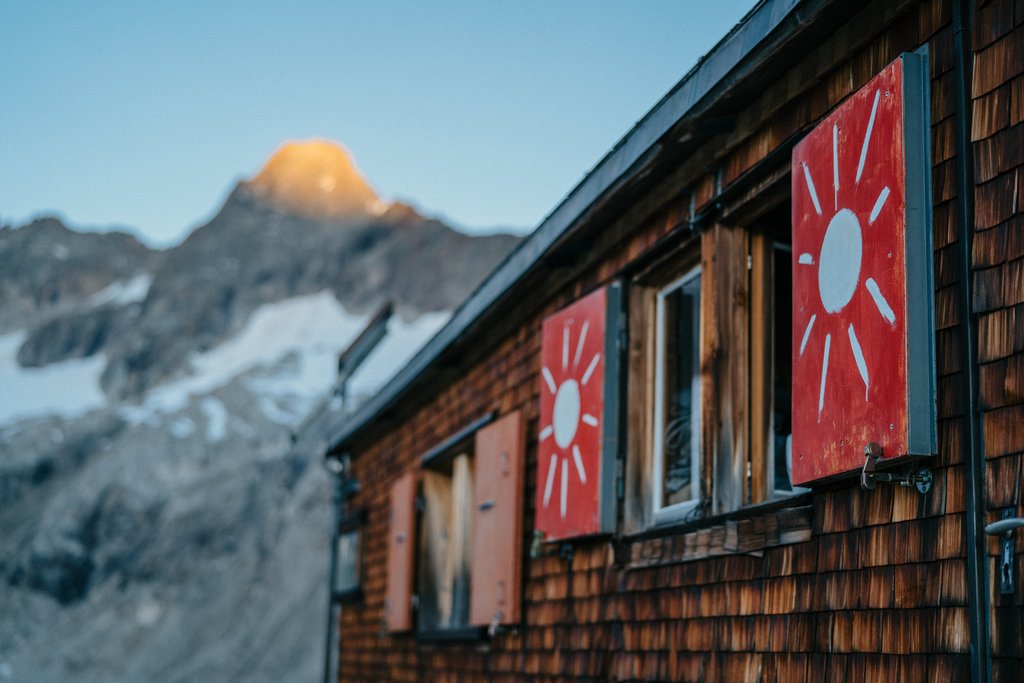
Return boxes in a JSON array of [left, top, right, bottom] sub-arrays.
[[543, 455, 557, 507], [799, 314, 817, 356], [572, 444, 587, 484], [542, 367, 558, 395], [833, 124, 840, 210], [560, 458, 568, 519], [562, 325, 569, 370], [573, 321, 589, 370], [865, 277, 897, 324], [818, 333, 832, 418], [869, 186, 891, 224], [802, 162, 823, 216], [847, 323, 871, 400], [539, 425, 553, 441], [856, 89, 881, 185], [582, 414, 599, 427], [581, 353, 601, 386], [799, 253, 815, 265]]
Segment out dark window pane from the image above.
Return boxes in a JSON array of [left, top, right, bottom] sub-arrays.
[[334, 529, 360, 595], [773, 246, 793, 491], [662, 273, 701, 507]]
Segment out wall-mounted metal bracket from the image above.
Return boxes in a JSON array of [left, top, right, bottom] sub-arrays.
[[860, 442, 933, 494], [985, 508, 1023, 595]]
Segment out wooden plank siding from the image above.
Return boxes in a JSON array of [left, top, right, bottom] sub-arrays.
[[328, 0, 1023, 680]]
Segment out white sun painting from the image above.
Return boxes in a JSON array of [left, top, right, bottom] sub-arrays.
[[539, 320, 601, 519], [797, 87, 898, 420]]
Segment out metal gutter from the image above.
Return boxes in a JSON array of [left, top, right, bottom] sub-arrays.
[[324, 0, 810, 453], [951, 0, 990, 680]]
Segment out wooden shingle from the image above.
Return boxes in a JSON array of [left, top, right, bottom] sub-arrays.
[[978, 303, 1024, 362], [972, 25, 1024, 97], [984, 403, 1024, 456], [981, 353, 1024, 408]]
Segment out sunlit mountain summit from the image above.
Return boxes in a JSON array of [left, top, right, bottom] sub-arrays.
[[243, 139, 387, 220]]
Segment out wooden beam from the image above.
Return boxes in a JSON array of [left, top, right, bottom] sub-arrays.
[[623, 284, 657, 534], [750, 233, 773, 504], [701, 224, 751, 515]]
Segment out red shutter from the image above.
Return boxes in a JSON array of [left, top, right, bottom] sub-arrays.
[[385, 471, 416, 632], [791, 53, 935, 484], [470, 411, 524, 626], [535, 285, 620, 540]]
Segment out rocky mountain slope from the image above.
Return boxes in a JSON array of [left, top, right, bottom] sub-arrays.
[[0, 140, 521, 682]]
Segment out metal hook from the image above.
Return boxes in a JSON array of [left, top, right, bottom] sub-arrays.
[[860, 442, 932, 494]]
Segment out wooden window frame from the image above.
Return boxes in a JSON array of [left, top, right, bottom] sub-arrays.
[[623, 239, 703, 534], [751, 237, 809, 500], [416, 441, 478, 638], [397, 411, 525, 641], [624, 205, 805, 537], [333, 510, 366, 604], [651, 266, 703, 525]]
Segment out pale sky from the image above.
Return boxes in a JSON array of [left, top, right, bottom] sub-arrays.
[[0, 1, 756, 246]]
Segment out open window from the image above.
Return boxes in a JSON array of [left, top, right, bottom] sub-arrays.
[[624, 199, 800, 534], [770, 242, 797, 495], [384, 412, 524, 637], [652, 267, 702, 524], [418, 449, 475, 634], [750, 202, 806, 500], [623, 240, 704, 532]]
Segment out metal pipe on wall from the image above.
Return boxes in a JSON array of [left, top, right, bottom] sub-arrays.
[[950, 0, 990, 680]]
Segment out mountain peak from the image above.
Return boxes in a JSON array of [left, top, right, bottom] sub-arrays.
[[242, 139, 385, 219]]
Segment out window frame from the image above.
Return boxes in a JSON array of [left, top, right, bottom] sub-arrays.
[[416, 441, 477, 638], [623, 194, 807, 538], [384, 410, 525, 640], [651, 265, 703, 525], [764, 240, 809, 499], [332, 509, 366, 604]]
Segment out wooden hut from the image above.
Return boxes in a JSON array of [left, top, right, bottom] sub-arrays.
[[302, 0, 1024, 679]]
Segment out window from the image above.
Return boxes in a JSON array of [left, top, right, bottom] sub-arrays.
[[769, 243, 797, 495], [622, 239, 704, 533], [333, 512, 364, 602], [384, 412, 524, 636], [652, 268, 702, 523], [750, 204, 805, 502], [624, 202, 801, 534], [417, 450, 474, 633]]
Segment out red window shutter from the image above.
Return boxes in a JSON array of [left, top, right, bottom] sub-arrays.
[[385, 471, 416, 632], [790, 52, 936, 484], [470, 411, 524, 626], [535, 284, 622, 541]]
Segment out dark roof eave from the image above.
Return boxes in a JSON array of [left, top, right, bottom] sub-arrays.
[[324, 0, 815, 454]]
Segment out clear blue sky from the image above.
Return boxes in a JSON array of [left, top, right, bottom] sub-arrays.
[[1, 1, 756, 245]]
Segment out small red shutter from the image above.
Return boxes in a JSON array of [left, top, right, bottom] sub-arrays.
[[535, 286, 615, 541], [470, 411, 524, 626], [385, 471, 416, 632]]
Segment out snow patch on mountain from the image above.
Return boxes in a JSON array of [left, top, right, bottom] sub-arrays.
[[115, 291, 362, 419], [0, 290, 447, 433], [0, 331, 107, 425], [113, 291, 449, 428], [88, 273, 153, 307]]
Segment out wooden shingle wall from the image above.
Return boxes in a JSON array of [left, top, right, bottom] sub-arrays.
[[971, 1, 1024, 681], [332, 0, 1019, 680]]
